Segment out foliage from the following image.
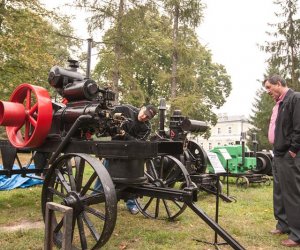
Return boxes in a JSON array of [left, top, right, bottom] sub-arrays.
[[250, 0, 300, 147], [0, 0, 80, 100], [260, 0, 300, 90], [162, 0, 204, 28], [92, 2, 231, 130], [161, 0, 205, 98], [248, 88, 274, 150]]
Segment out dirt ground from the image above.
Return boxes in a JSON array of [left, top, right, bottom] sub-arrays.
[[0, 220, 44, 232]]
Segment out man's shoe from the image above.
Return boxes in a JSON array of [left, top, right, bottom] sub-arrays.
[[128, 206, 139, 215], [281, 239, 300, 247], [270, 229, 284, 235]]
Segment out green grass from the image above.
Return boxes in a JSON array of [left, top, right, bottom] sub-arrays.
[[0, 181, 293, 250]]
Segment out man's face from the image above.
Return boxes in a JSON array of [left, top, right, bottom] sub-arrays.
[[264, 80, 282, 101], [138, 107, 150, 122]]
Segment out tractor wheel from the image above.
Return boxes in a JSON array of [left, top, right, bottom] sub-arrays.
[[42, 153, 117, 250], [135, 155, 192, 220]]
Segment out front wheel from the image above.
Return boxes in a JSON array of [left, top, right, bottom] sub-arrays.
[[41, 153, 117, 250]]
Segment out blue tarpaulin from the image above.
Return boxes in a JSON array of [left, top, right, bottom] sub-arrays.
[[0, 164, 43, 190]]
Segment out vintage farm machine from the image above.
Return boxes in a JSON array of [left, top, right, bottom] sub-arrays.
[[0, 61, 244, 249], [208, 132, 273, 188]]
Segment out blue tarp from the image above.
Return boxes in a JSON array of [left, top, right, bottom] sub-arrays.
[[0, 164, 43, 190]]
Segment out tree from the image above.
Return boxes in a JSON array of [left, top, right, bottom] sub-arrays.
[[250, 0, 300, 149], [0, 0, 79, 99], [0, 0, 79, 138], [93, 3, 231, 130], [93, 3, 173, 107], [74, 0, 145, 103], [162, 0, 204, 98], [248, 88, 274, 150], [260, 0, 300, 90]]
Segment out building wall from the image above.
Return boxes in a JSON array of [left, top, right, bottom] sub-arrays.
[[193, 114, 254, 151]]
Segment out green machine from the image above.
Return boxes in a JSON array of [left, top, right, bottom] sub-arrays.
[[207, 133, 273, 188], [208, 144, 257, 174]]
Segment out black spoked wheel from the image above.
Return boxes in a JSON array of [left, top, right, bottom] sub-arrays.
[[186, 140, 208, 174], [236, 176, 250, 188], [135, 155, 192, 220], [42, 153, 117, 250]]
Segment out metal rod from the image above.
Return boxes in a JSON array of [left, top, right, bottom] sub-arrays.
[[48, 115, 92, 165], [86, 38, 93, 79], [187, 202, 245, 250], [158, 98, 166, 136]]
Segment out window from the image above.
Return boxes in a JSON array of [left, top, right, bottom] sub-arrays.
[[217, 128, 221, 134], [209, 143, 212, 150], [228, 126, 232, 134]]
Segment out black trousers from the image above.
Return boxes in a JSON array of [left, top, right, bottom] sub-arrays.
[[273, 152, 300, 242]]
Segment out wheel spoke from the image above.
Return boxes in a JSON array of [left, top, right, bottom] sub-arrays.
[[53, 217, 64, 234], [13, 124, 23, 134], [77, 214, 88, 249], [26, 88, 31, 110], [80, 172, 97, 196], [144, 171, 155, 182], [82, 192, 106, 206], [28, 115, 37, 127], [170, 199, 183, 209], [66, 159, 76, 191], [162, 199, 172, 218], [55, 169, 71, 193], [164, 164, 177, 184], [84, 205, 106, 221], [48, 186, 66, 199], [29, 103, 38, 115], [148, 160, 158, 179], [75, 157, 85, 192], [82, 211, 100, 241], [159, 156, 164, 178], [142, 197, 154, 212]]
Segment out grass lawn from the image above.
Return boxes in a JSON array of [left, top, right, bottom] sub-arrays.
[[0, 179, 292, 250]]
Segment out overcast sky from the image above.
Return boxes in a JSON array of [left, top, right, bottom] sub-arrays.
[[43, 0, 281, 117], [198, 0, 278, 117]]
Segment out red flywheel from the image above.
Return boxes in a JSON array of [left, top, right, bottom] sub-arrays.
[[0, 83, 52, 148]]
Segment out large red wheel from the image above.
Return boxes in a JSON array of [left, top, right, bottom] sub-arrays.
[[2, 83, 52, 148]]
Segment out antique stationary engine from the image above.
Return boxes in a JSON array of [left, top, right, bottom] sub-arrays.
[[0, 59, 121, 149], [0, 61, 245, 250]]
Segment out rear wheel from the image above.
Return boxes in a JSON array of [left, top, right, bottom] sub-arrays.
[[135, 155, 192, 220]]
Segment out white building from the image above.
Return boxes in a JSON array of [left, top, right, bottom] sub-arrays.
[[193, 114, 254, 151]]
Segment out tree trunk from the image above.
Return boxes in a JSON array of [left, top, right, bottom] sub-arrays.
[[112, 0, 124, 104], [171, 4, 179, 98], [287, 1, 296, 88]]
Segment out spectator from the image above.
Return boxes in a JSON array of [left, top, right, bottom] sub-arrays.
[[264, 75, 300, 247]]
